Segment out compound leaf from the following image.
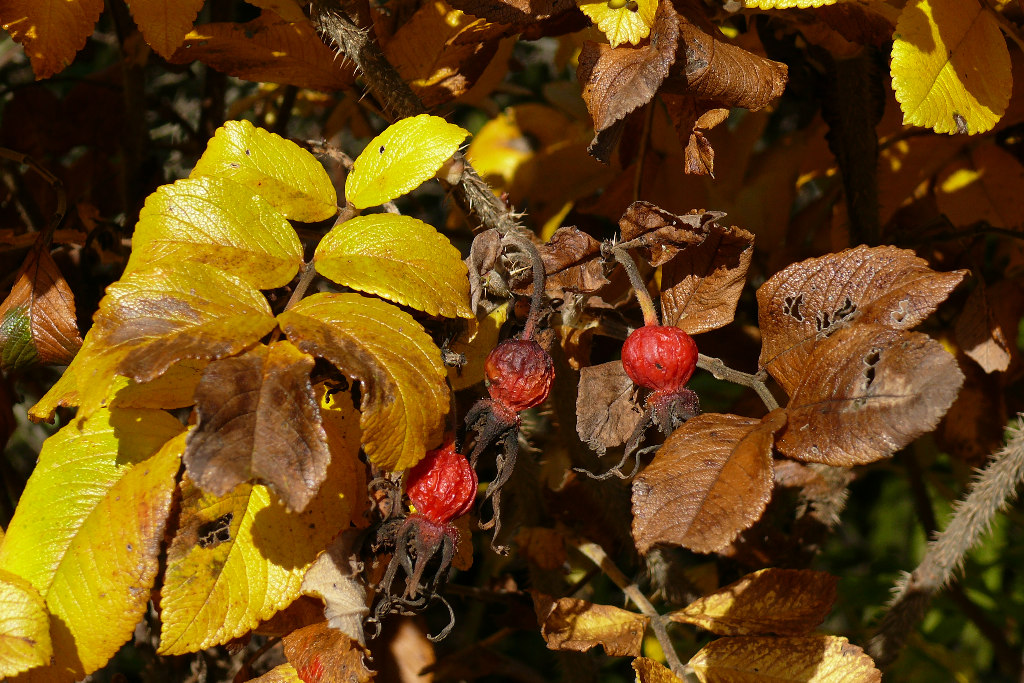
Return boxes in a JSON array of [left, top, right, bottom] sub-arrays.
[[315, 214, 472, 318]]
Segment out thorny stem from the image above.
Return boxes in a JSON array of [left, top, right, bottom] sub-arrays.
[[502, 232, 546, 340], [0, 148, 66, 244], [696, 354, 780, 412], [284, 261, 319, 311], [574, 541, 691, 680], [870, 416, 1024, 669], [611, 245, 660, 327]]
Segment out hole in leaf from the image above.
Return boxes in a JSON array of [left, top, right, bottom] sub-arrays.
[[783, 294, 804, 321], [198, 512, 234, 549]]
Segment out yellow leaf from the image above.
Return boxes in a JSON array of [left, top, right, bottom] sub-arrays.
[[125, 176, 304, 289], [891, 0, 1010, 134], [535, 594, 649, 657], [125, 0, 204, 59], [0, 409, 184, 680], [345, 114, 469, 209], [248, 663, 304, 682], [576, 0, 657, 48], [314, 214, 472, 318], [73, 262, 278, 417], [27, 361, 79, 422], [191, 120, 338, 222], [245, 0, 309, 23], [632, 657, 683, 683], [0, 0, 104, 79], [158, 460, 353, 654], [688, 635, 881, 682], [0, 568, 52, 678], [446, 303, 509, 390], [278, 293, 449, 471], [742, 0, 837, 7]]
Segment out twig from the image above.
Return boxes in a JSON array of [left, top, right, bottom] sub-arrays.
[[870, 416, 1024, 668], [284, 261, 319, 312], [574, 540, 691, 679], [501, 232, 546, 340], [696, 354, 780, 412], [611, 245, 659, 327]]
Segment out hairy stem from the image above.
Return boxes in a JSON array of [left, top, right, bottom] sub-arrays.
[[870, 416, 1024, 668], [574, 541, 691, 679], [696, 354, 780, 412], [611, 245, 659, 327], [502, 232, 546, 340]]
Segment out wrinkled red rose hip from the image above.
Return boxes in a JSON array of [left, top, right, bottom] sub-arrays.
[[484, 339, 555, 412], [621, 325, 698, 392], [405, 441, 478, 525]]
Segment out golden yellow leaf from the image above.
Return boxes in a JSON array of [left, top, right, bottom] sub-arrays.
[[248, 663, 304, 683], [125, 176, 304, 289], [891, 0, 1010, 134], [125, 0, 204, 58], [670, 568, 838, 636], [0, 0, 104, 79], [159, 454, 354, 654], [632, 657, 684, 683], [71, 263, 278, 418], [446, 303, 509, 391], [535, 594, 649, 656], [191, 120, 338, 222], [689, 635, 881, 682], [278, 293, 449, 471], [0, 409, 184, 680], [345, 114, 469, 209], [576, 0, 657, 48], [314, 214, 472, 318], [0, 568, 52, 678]]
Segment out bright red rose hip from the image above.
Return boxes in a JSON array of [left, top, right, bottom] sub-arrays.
[[406, 441, 478, 525], [484, 339, 554, 412], [621, 325, 698, 393]]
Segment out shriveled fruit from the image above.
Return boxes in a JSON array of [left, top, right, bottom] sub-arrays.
[[485, 339, 555, 412], [406, 440, 478, 525], [622, 325, 698, 393]]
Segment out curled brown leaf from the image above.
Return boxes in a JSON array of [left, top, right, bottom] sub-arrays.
[[576, 360, 644, 455], [618, 201, 719, 267]]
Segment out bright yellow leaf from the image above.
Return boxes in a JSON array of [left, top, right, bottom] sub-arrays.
[[72, 262, 278, 417], [191, 120, 338, 222], [689, 635, 881, 683], [633, 657, 683, 683], [125, 175, 304, 289], [125, 0, 204, 59], [345, 114, 469, 209], [0, 409, 184, 680], [278, 293, 449, 471], [158, 462, 353, 654], [891, 0, 1010, 134], [314, 214, 472, 318], [248, 663, 304, 682], [576, 0, 657, 48], [536, 594, 649, 656], [447, 303, 509, 390], [0, 568, 52, 678], [0, 0, 104, 79]]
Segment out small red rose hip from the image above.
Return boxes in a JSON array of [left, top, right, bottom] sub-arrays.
[[484, 339, 555, 412], [621, 325, 698, 393], [406, 440, 478, 525]]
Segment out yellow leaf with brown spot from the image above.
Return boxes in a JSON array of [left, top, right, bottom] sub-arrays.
[[670, 568, 838, 636], [315, 214, 472, 318], [534, 594, 649, 657], [0, 568, 52, 678], [125, 0, 204, 58], [0, 0, 104, 79], [191, 120, 338, 222], [576, 0, 657, 48], [891, 0, 1010, 134], [125, 176, 303, 289], [278, 293, 449, 471], [0, 408, 184, 680], [689, 635, 881, 682]]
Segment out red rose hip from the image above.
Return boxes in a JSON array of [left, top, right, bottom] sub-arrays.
[[621, 325, 698, 393], [406, 440, 478, 525], [484, 339, 554, 412]]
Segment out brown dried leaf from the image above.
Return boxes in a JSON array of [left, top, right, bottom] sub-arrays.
[[665, 12, 787, 112], [515, 526, 568, 571], [661, 94, 730, 176], [757, 245, 967, 394], [660, 222, 754, 334], [619, 201, 720, 267], [540, 227, 610, 297], [576, 360, 644, 455], [955, 281, 1013, 373], [445, 0, 575, 24], [937, 358, 1007, 466], [670, 568, 837, 636], [778, 325, 963, 466], [301, 531, 371, 645], [0, 238, 82, 372], [632, 410, 787, 555], [533, 593, 649, 657], [816, 2, 895, 48], [935, 145, 1024, 230], [282, 621, 375, 683], [632, 657, 683, 683], [184, 341, 330, 512], [578, 1, 680, 161], [169, 13, 355, 92], [688, 635, 881, 683]]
